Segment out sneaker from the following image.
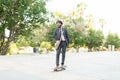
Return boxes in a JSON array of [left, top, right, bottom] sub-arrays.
[[54, 66, 59, 71], [61, 65, 66, 70]]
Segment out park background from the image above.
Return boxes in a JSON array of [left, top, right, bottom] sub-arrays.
[[0, 1, 120, 80], [0, 0, 120, 55]]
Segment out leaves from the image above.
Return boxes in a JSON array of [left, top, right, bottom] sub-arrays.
[[85, 29, 104, 51], [0, 0, 48, 55], [105, 33, 120, 48]]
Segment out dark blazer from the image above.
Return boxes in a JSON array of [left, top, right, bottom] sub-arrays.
[[52, 27, 70, 45]]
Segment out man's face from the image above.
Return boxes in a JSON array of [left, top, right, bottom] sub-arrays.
[[57, 23, 62, 28]]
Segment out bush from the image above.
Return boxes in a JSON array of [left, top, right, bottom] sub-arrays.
[[15, 35, 30, 47], [40, 41, 52, 53], [7, 42, 19, 55], [105, 33, 120, 49], [85, 29, 104, 51]]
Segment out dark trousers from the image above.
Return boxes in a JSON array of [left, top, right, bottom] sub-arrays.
[[56, 41, 67, 66]]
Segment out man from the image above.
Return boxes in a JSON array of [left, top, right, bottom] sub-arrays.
[[52, 20, 70, 71]]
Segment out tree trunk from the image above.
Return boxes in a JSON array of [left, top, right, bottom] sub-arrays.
[[0, 31, 7, 55], [88, 47, 92, 52], [76, 46, 79, 53], [0, 27, 19, 55], [0, 41, 10, 55], [88, 45, 93, 52]]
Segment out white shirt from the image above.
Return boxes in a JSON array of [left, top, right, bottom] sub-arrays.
[[60, 27, 65, 41]]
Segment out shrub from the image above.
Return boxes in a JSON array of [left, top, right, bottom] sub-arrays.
[[7, 42, 19, 55], [40, 41, 52, 53]]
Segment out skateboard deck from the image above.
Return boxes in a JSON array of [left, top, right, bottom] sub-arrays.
[[53, 66, 67, 72]]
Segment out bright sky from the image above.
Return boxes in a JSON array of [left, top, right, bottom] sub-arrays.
[[46, 0, 120, 36]]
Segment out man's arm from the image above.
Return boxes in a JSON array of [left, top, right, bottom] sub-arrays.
[[65, 29, 70, 44], [52, 30, 56, 43]]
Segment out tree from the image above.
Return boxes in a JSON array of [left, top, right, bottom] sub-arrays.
[[48, 2, 88, 52], [0, 0, 48, 55], [99, 18, 106, 32], [85, 29, 104, 51], [66, 2, 88, 52], [47, 2, 105, 52], [29, 25, 48, 47], [71, 28, 86, 52], [76, 2, 88, 17], [45, 23, 56, 46], [15, 35, 30, 47], [86, 14, 95, 29], [105, 33, 120, 49]]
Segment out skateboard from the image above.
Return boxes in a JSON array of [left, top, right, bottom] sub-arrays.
[[53, 66, 67, 72]]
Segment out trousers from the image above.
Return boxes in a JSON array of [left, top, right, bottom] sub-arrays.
[[56, 41, 67, 66]]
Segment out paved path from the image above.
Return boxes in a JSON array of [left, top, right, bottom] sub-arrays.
[[0, 51, 120, 80]]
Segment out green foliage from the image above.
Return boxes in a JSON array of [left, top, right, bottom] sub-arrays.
[[15, 35, 30, 47], [40, 41, 52, 52], [28, 26, 48, 47], [47, 2, 100, 52], [105, 33, 120, 49], [45, 23, 86, 51], [7, 42, 19, 55], [15, 25, 48, 47], [66, 26, 85, 48], [0, 0, 48, 55], [85, 29, 104, 51], [45, 23, 56, 46]]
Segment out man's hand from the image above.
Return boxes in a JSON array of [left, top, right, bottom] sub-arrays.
[[55, 40, 60, 49], [56, 40, 60, 44]]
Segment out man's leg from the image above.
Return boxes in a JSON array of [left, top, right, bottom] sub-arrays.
[[56, 45, 61, 67], [61, 42, 67, 66]]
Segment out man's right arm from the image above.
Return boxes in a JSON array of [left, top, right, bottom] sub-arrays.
[[52, 30, 56, 43]]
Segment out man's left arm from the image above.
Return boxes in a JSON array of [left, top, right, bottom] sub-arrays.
[[65, 29, 70, 44]]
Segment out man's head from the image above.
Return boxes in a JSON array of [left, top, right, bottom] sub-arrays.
[[56, 20, 63, 28]]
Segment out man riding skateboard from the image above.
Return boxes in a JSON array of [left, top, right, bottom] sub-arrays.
[[52, 20, 70, 71]]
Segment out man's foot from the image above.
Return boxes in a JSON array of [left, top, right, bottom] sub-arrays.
[[54, 66, 59, 71], [61, 65, 66, 70]]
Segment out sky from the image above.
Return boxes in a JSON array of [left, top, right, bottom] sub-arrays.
[[46, 0, 120, 36]]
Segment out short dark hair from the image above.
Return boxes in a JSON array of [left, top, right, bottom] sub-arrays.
[[56, 20, 63, 24]]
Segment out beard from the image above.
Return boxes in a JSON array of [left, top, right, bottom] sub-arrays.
[[58, 25, 62, 28]]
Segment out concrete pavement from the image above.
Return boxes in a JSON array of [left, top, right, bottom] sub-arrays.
[[0, 51, 120, 80]]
